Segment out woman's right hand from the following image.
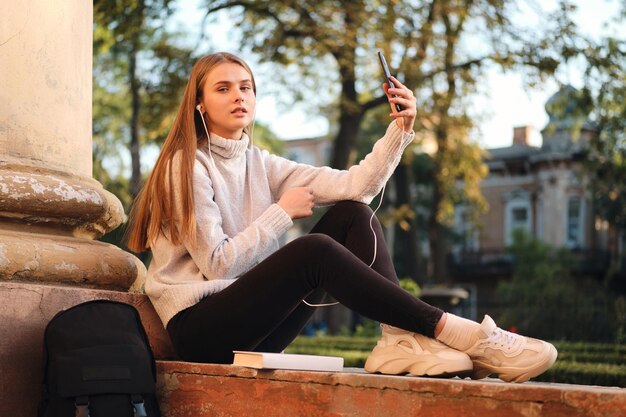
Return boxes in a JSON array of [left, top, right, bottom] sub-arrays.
[[384, 76, 416, 132], [278, 187, 315, 219]]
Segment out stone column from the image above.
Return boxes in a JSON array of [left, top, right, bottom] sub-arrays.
[[0, 0, 145, 289]]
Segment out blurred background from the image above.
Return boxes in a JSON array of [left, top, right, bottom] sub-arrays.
[[93, 0, 626, 352]]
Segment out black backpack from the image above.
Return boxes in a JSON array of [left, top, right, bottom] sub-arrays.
[[38, 299, 161, 417]]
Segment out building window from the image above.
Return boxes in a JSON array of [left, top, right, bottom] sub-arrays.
[[566, 196, 584, 248], [512, 207, 528, 229], [504, 190, 532, 245]]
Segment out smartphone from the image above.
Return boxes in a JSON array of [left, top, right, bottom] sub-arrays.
[[377, 51, 403, 112]]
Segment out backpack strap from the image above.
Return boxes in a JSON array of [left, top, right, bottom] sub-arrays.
[[73, 394, 147, 417], [131, 394, 148, 417], [75, 396, 90, 417]]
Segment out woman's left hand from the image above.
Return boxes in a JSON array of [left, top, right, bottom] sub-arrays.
[[383, 76, 417, 132]]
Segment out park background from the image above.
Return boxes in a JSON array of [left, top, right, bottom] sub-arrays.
[[91, 0, 626, 386]]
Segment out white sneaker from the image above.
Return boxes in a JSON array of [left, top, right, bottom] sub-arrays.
[[364, 324, 473, 377], [465, 315, 558, 383]]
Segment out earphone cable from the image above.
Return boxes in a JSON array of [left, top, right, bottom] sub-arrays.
[[302, 183, 387, 308], [197, 107, 212, 160]]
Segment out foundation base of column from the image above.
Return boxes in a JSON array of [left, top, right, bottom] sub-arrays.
[[0, 161, 125, 238], [0, 229, 145, 290]]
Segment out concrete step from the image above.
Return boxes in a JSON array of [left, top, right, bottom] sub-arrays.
[[157, 360, 626, 417]]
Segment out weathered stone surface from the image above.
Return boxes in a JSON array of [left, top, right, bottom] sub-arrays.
[[0, 281, 175, 417], [157, 361, 626, 417], [0, 163, 125, 238], [0, 229, 145, 290], [0, 0, 141, 289]]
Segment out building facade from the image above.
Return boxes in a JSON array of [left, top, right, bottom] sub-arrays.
[[448, 86, 614, 319]]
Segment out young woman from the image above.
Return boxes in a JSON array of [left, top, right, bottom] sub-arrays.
[[126, 52, 557, 383]]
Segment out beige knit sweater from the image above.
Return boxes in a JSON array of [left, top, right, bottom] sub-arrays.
[[146, 122, 414, 326]]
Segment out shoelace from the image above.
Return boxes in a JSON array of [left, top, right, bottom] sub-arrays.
[[484, 327, 523, 352]]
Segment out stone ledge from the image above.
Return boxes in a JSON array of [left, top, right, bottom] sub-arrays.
[[157, 361, 626, 417], [3, 280, 625, 417]]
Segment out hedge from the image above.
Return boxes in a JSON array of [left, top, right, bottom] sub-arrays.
[[533, 361, 626, 387], [285, 336, 626, 387]]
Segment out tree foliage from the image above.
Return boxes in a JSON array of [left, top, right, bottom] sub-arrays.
[[581, 36, 626, 231], [93, 0, 194, 204]]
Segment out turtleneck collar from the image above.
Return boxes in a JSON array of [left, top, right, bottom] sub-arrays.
[[208, 132, 250, 159]]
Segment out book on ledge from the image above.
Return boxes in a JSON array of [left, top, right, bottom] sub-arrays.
[[233, 351, 344, 372]]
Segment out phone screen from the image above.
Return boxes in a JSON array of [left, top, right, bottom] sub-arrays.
[[377, 51, 402, 112]]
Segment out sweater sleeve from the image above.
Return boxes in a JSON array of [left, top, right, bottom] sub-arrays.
[[265, 122, 414, 205], [171, 156, 293, 281]]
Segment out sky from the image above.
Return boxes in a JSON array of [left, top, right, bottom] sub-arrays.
[[171, 0, 622, 149]]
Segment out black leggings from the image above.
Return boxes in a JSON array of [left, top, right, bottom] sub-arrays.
[[167, 201, 444, 363]]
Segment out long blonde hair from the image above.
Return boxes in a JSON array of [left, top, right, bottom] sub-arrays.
[[125, 52, 257, 252]]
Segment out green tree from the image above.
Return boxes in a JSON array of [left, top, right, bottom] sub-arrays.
[[201, 0, 582, 283], [542, 8, 626, 297], [581, 36, 626, 250], [93, 0, 194, 204]]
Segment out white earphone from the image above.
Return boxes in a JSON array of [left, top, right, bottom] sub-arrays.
[[196, 104, 212, 158]]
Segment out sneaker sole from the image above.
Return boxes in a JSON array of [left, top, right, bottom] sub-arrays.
[[365, 345, 473, 377], [472, 343, 558, 383]]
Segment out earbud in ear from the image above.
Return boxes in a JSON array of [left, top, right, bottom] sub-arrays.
[[196, 104, 203, 112]]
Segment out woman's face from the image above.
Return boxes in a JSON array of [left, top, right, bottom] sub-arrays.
[[199, 62, 256, 139]]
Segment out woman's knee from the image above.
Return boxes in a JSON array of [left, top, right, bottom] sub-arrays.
[[329, 200, 374, 219], [292, 234, 342, 259]]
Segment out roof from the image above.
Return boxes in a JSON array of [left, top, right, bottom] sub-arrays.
[[485, 143, 541, 161]]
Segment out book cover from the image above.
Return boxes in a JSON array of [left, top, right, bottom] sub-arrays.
[[233, 351, 344, 372]]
